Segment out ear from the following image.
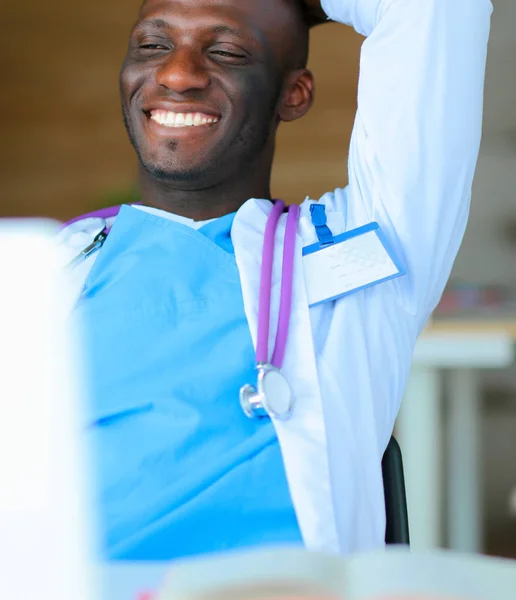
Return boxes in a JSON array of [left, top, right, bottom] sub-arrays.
[[278, 69, 315, 123]]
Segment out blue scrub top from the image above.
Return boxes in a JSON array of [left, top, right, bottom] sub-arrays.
[[77, 205, 302, 560]]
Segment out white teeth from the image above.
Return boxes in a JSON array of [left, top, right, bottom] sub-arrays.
[[150, 111, 219, 128]]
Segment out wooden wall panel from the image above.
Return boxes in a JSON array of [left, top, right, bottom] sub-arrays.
[[0, 3, 363, 219]]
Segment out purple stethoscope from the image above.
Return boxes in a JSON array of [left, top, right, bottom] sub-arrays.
[[65, 200, 299, 421]]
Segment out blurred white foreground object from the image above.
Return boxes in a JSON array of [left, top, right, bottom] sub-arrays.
[[0, 220, 96, 600]]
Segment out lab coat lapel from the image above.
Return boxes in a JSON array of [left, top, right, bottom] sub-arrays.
[[56, 216, 118, 312], [232, 199, 339, 553], [56, 220, 103, 313]]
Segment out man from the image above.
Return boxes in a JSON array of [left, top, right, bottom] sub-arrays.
[[60, 0, 492, 559]]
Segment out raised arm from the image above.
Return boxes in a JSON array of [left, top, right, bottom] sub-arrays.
[[306, 0, 493, 323]]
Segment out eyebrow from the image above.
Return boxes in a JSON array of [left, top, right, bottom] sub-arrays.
[[208, 24, 253, 43], [133, 18, 169, 32], [133, 20, 256, 45]]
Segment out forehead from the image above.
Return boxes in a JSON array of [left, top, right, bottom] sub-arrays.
[[136, 0, 296, 45]]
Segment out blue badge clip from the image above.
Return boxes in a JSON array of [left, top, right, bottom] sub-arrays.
[[310, 204, 334, 247]]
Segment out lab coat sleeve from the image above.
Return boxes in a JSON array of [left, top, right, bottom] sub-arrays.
[[320, 0, 493, 322]]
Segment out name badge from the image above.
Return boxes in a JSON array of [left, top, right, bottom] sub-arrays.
[[303, 205, 405, 307]]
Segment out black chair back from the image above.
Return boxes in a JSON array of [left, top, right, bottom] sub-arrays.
[[382, 436, 410, 545]]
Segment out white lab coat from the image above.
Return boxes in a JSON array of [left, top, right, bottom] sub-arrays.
[[57, 0, 493, 555]]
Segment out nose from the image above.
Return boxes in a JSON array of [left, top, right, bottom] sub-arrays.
[[155, 47, 210, 94]]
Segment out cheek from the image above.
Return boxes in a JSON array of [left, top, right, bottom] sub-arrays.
[[229, 72, 280, 123], [120, 61, 148, 105], [243, 88, 280, 135]]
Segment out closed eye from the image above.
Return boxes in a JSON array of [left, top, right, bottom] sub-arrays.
[[140, 44, 168, 50], [211, 50, 246, 58]]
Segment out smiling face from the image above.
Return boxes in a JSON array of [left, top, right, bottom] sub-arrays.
[[120, 0, 313, 188]]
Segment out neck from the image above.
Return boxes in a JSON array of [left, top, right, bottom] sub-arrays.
[[138, 163, 273, 221]]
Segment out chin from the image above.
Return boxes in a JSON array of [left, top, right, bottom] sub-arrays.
[[140, 157, 213, 185]]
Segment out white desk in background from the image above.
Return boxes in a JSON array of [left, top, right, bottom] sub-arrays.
[[396, 319, 516, 553]]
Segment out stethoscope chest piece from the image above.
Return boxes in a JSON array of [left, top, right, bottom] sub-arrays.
[[240, 364, 293, 421]]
